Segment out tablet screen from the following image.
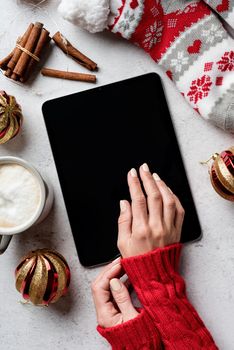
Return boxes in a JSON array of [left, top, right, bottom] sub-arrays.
[[43, 73, 201, 267]]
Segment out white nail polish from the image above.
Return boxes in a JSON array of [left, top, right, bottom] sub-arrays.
[[130, 168, 137, 177], [142, 163, 149, 172], [153, 173, 161, 181], [120, 200, 126, 212], [110, 279, 122, 291]]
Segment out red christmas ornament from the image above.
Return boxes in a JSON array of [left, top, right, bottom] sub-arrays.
[[203, 146, 234, 201], [15, 249, 71, 306]]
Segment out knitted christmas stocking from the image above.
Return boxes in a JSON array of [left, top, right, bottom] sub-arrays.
[[59, 0, 234, 133]]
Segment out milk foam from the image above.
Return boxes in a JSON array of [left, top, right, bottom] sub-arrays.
[[0, 164, 41, 229]]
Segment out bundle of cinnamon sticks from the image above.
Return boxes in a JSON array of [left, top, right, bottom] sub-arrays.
[[0, 22, 50, 82], [0, 25, 98, 84]]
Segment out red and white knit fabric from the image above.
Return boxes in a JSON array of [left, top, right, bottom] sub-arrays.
[[59, 0, 234, 132], [98, 244, 218, 349], [205, 0, 234, 28], [107, 0, 234, 132]]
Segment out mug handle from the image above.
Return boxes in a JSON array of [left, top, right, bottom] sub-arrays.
[[0, 235, 12, 254]]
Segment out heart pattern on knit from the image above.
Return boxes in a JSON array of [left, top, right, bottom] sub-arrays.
[[130, 0, 139, 9], [187, 40, 202, 54], [216, 0, 229, 12]]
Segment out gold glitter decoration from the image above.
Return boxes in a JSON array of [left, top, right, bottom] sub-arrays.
[[205, 147, 234, 201], [0, 91, 23, 144], [15, 249, 71, 306]]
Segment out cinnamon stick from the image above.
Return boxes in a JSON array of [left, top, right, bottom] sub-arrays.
[[41, 68, 96, 83], [52, 32, 97, 71], [20, 28, 51, 82], [0, 51, 14, 70], [5, 24, 34, 77], [13, 22, 43, 79]]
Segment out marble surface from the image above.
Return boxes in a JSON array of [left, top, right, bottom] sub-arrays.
[[0, 1, 233, 349]]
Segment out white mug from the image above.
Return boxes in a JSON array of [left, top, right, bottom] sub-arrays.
[[0, 156, 54, 254]]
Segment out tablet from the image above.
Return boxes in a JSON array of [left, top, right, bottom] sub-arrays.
[[42, 73, 202, 267]]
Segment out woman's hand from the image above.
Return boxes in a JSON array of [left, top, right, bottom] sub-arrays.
[[91, 257, 139, 328], [118, 163, 185, 258]]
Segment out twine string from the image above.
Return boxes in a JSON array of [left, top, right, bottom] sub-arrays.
[[0, 0, 70, 92], [15, 43, 40, 62]]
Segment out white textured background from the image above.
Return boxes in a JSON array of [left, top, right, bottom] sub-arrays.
[[0, 1, 233, 349]]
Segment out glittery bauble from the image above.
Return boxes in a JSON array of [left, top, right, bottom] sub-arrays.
[[0, 91, 23, 144], [15, 249, 70, 306], [209, 147, 234, 201]]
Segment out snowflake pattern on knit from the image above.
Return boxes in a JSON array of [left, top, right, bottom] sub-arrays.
[[143, 21, 163, 50], [170, 51, 189, 72], [187, 75, 212, 104], [217, 51, 234, 71], [158, 15, 227, 82], [119, 10, 135, 31], [201, 24, 223, 43]]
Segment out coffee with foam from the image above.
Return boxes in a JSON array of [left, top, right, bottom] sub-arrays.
[[0, 163, 42, 230]]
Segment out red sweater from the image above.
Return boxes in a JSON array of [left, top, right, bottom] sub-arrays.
[[98, 244, 218, 349]]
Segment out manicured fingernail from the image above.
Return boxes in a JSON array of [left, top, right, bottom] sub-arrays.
[[142, 163, 149, 172], [153, 173, 161, 181], [130, 168, 137, 177], [120, 200, 126, 212], [110, 278, 122, 291]]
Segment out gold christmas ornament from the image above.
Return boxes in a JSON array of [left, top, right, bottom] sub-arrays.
[[15, 249, 71, 306], [201, 146, 234, 201], [0, 91, 23, 144]]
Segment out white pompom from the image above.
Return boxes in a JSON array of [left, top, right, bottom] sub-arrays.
[[58, 0, 111, 33]]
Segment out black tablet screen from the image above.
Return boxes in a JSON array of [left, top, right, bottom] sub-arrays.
[[43, 73, 201, 267]]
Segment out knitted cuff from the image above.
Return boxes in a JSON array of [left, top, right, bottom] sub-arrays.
[[97, 309, 161, 349], [121, 244, 219, 349], [121, 243, 182, 286]]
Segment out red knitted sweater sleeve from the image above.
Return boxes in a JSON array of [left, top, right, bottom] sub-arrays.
[[121, 243, 218, 350], [97, 308, 162, 349]]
